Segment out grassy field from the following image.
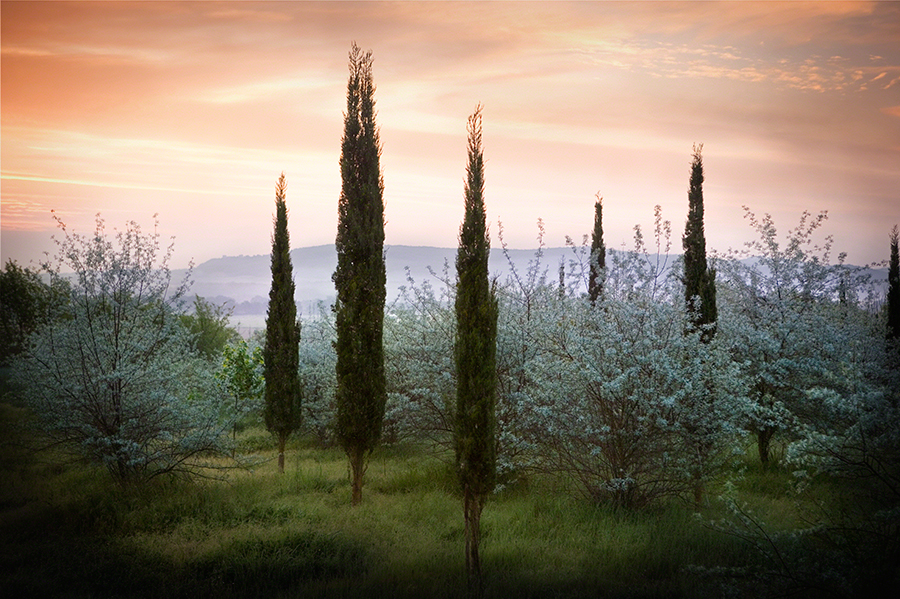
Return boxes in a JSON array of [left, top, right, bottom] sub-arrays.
[[0, 405, 829, 599]]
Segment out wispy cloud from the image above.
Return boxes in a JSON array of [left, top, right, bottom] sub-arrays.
[[198, 76, 338, 105], [2, 1, 897, 267]]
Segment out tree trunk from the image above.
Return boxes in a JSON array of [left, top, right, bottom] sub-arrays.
[[277, 432, 286, 474], [757, 427, 774, 468], [349, 446, 365, 506], [113, 455, 129, 483], [692, 438, 711, 507], [692, 470, 704, 506], [464, 485, 484, 595]]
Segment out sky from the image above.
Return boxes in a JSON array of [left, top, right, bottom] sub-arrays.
[[2, 1, 899, 270]]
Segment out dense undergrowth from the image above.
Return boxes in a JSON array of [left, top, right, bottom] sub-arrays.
[[1, 405, 852, 599]]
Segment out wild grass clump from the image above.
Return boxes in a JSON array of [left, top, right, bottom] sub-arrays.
[[184, 529, 367, 596]]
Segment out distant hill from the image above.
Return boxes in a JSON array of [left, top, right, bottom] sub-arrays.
[[177, 245, 890, 319], [176, 245, 592, 315]]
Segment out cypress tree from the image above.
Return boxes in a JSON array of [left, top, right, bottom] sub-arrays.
[[588, 194, 606, 305], [681, 145, 718, 504], [889, 225, 900, 340], [454, 106, 498, 587], [683, 144, 717, 342], [264, 173, 302, 474], [333, 43, 387, 506]]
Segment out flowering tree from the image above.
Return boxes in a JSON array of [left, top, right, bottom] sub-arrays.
[[384, 268, 456, 446], [712, 234, 898, 598], [493, 220, 562, 482], [383, 207, 749, 508], [522, 210, 746, 508], [716, 208, 869, 466], [297, 304, 338, 447], [13, 214, 231, 482]]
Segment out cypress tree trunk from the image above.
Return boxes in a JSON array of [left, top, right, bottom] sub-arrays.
[[277, 432, 286, 474], [758, 428, 774, 468], [463, 485, 485, 589], [349, 445, 365, 506]]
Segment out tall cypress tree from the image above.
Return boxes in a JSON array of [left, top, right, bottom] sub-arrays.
[[264, 173, 302, 474], [681, 145, 718, 504], [588, 194, 606, 305], [454, 106, 498, 587], [888, 225, 900, 340], [333, 43, 386, 506], [683, 144, 717, 342]]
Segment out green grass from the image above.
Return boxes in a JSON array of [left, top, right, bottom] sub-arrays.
[[0, 411, 840, 599]]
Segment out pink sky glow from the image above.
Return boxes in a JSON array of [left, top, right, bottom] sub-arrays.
[[2, 1, 898, 269]]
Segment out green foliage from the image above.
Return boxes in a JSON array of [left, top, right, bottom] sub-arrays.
[[10, 214, 231, 482], [0, 260, 66, 364], [333, 43, 387, 502], [682, 144, 717, 342], [263, 174, 302, 466], [454, 106, 499, 500], [180, 296, 240, 361], [454, 106, 498, 584], [588, 195, 606, 304], [217, 339, 264, 441]]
